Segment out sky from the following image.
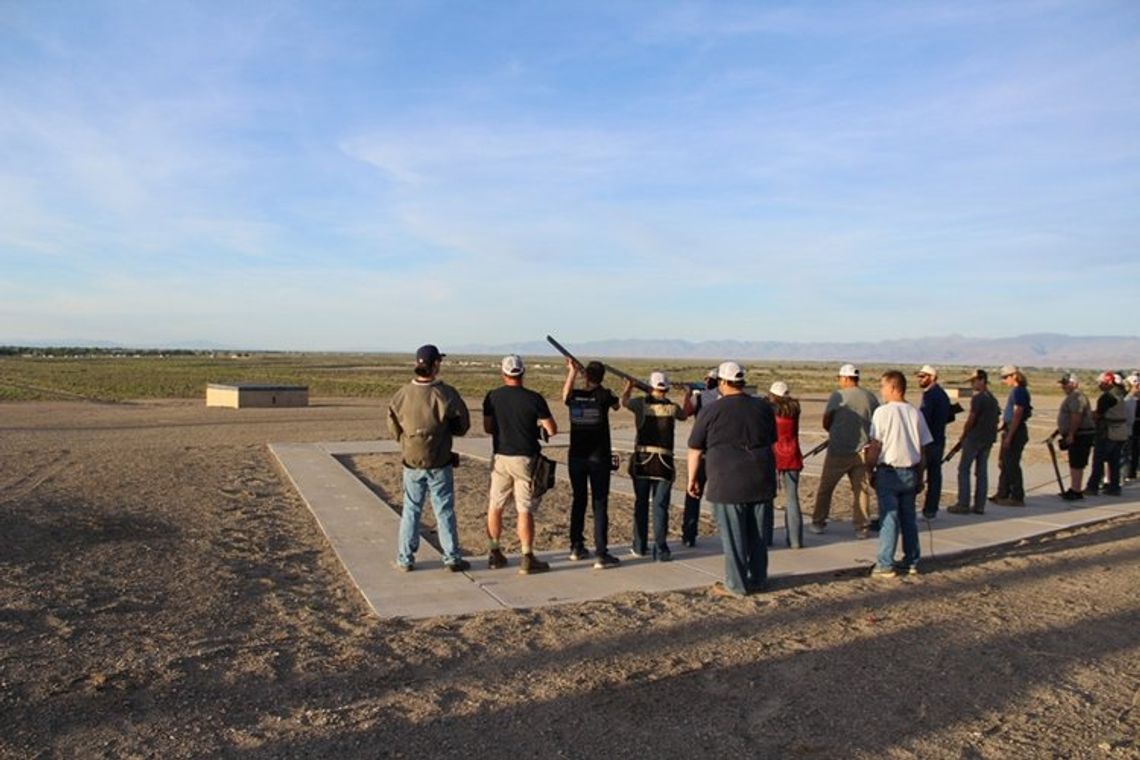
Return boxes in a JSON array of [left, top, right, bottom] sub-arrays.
[[2, 0, 1138, 351]]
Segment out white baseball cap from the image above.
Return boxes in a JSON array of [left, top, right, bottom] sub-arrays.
[[648, 371, 669, 390], [1128, 373, 1140, 387], [838, 363, 859, 378], [718, 361, 745, 382], [916, 364, 937, 377], [769, 381, 789, 397], [501, 354, 525, 377], [999, 364, 1019, 378]]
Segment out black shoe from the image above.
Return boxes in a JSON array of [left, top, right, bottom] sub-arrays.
[[921, 510, 937, 519], [488, 548, 509, 569], [1061, 489, 1084, 501], [568, 544, 590, 561], [681, 538, 696, 548], [971, 507, 985, 514], [518, 553, 550, 575], [654, 547, 672, 562], [1105, 487, 1122, 496], [445, 558, 471, 572], [946, 505, 971, 514], [593, 552, 621, 570]]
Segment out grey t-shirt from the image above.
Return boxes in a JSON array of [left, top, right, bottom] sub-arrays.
[[824, 386, 879, 454], [1058, 391, 1094, 436], [965, 390, 1001, 446]]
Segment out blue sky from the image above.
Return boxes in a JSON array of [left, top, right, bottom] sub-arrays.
[[2, 1, 1138, 350]]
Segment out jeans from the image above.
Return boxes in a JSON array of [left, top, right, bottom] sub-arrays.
[[681, 457, 706, 543], [923, 440, 945, 516], [780, 470, 803, 548], [997, 425, 1028, 500], [398, 465, 461, 566], [874, 467, 920, 571], [956, 440, 991, 510], [713, 501, 770, 595], [632, 477, 671, 555], [568, 457, 612, 554], [1088, 438, 1124, 492]]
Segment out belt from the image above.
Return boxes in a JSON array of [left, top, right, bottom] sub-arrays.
[[878, 463, 921, 471]]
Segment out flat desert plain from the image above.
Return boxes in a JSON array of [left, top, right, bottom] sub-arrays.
[[1, 396, 1138, 759]]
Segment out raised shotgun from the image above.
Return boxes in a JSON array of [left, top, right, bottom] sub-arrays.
[[545, 335, 653, 393]]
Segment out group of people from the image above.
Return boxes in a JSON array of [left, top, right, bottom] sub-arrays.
[[386, 346, 1138, 595]]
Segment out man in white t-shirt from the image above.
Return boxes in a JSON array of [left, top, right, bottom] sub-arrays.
[[863, 370, 933, 579]]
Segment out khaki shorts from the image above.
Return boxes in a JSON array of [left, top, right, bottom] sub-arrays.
[[489, 454, 538, 514]]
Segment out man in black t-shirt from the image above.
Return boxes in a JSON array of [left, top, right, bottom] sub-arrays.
[[687, 361, 777, 597], [482, 354, 558, 574], [562, 359, 621, 569]]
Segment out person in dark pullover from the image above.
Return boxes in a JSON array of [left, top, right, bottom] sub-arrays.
[[916, 365, 952, 519]]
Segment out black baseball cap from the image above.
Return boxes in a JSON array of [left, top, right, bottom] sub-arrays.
[[965, 368, 988, 382], [415, 344, 445, 367]]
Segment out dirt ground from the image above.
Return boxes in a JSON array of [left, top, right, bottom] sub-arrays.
[[1, 398, 1137, 759]]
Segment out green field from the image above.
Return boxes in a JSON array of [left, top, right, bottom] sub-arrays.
[[0, 349, 1064, 403]]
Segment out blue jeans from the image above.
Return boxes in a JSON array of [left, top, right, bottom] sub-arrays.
[[957, 440, 991, 510], [780, 470, 803, 548], [398, 466, 462, 566], [713, 502, 769, 595], [632, 477, 671, 556], [875, 467, 920, 571], [923, 440, 945, 516], [568, 457, 611, 553]]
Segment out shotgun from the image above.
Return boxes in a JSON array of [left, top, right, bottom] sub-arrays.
[[545, 334, 584, 371], [546, 334, 653, 393], [942, 439, 963, 464], [803, 439, 829, 458], [602, 363, 653, 394]]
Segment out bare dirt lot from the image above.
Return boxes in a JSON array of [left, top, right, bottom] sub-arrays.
[[1, 398, 1137, 759]]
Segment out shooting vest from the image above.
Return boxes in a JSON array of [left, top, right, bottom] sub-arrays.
[[632, 396, 678, 481], [1104, 387, 1128, 442]]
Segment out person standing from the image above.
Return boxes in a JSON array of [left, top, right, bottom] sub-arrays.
[[810, 364, 879, 537], [768, 381, 804, 549], [687, 362, 778, 597], [483, 354, 558, 574], [1125, 374, 1140, 482], [621, 371, 692, 561], [864, 370, 933, 578], [948, 370, 1001, 514], [561, 359, 622, 569], [1087, 371, 1128, 496], [387, 344, 472, 572], [680, 369, 720, 547], [916, 365, 952, 519], [992, 365, 1032, 507], [1056, 373, 1095, 501]]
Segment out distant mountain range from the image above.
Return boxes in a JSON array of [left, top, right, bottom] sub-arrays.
[[453, 333, 1140, 370]]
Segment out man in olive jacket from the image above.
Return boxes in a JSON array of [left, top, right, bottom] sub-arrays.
[[387, 344, 471, 571]]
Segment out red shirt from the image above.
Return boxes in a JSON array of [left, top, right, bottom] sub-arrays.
[[774, 413, 803, 471]]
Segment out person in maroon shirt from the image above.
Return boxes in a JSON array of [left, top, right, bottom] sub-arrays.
[[769, 382, 804, 548]]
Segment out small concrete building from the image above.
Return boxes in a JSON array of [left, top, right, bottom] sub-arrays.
[[206, 383, 309, 409]]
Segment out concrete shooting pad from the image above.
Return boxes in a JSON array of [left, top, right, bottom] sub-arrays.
[[270, 435, 1140, 620]]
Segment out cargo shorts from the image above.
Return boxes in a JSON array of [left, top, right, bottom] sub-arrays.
[[489, 454, 539, 514]]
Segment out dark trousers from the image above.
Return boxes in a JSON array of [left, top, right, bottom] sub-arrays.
[[681, 458, 706, 543], [1127, 424, 1140, 480], [569, 457, 611, 553], [1088, 438, 1124, 493], [923, 440, 945, 516], [632, 477, 671, 555], [997, 425, 1029, 500], [713, 501, 770, 595]]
